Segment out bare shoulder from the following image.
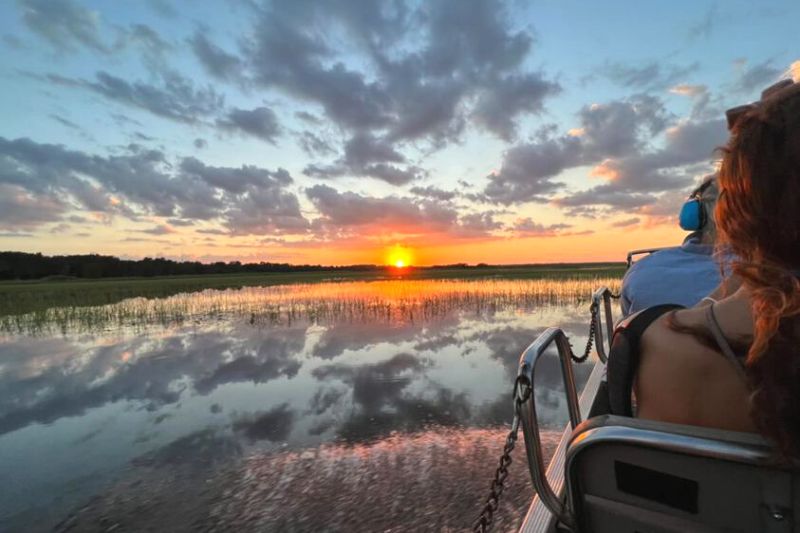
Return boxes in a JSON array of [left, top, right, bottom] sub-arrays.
[[640, 307, 717, 374], [634, 308, 753, 430]]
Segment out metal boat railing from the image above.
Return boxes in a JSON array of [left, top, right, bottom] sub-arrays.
[[625, 247, 670, 268], [517, 286, 618, 532]]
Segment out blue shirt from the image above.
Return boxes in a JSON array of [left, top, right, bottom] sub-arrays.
[[620, 235, 722, 316]]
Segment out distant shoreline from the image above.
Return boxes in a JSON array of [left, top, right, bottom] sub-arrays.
[[0, 250, 623, 282]]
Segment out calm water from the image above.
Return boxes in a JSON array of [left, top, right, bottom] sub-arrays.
[[0, 279, 613, 532]]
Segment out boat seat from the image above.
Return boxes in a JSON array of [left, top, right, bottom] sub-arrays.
[[564, 415, 799, 533]]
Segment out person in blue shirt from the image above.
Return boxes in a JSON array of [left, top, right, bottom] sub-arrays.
[[620, 176, 722, 316]]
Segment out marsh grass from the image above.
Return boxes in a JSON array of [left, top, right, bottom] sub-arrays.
[[1, 277, 621, 336]]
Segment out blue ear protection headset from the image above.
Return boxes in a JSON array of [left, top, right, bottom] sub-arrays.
[[679, 180, 714, 231]]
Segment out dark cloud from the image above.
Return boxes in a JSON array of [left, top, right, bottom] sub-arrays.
[[483, 138, 577, 204], [193, 138, 208, 149], [18, 0, 108, 53], [216, 106, 281, 144], [483, 94, 675, 205], [46, 70, 224, 124], [0, 184, 67, 230], [0, 136, 308, 234], [229, 0, 558, 148], [88, 71, 225, 123], [304, 133, 423, 185], [306, 184, 504, 240], [555, 117, 727, 210], [180, 157, 290, 194], [734, 58, 781, 95], [122, 23, 172, 68], [168, 218, 194, 227], [295, 111, 323, 125], [138, 224, 176, 236], [409, 186, 457, 202], [297, 131, 335, 157], [49, 113, 80, 130], [472, 73, 561, 141], [511, 218, 572, 237], [306, 184, 457, 234], [189, 30, 242, 81]]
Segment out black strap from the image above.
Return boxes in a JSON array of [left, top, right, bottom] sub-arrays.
[[606, 304, 684, 417]]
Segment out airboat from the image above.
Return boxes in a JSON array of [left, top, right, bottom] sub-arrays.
[[475, 249, 797, 533]]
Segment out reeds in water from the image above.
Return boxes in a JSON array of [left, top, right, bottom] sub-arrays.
[[0, 277, 621, 336]]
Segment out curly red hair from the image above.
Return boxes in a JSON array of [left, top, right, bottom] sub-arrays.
[[715, 81, 800, 457]]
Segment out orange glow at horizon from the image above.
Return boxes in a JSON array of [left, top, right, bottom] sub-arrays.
[[386, 245, 413, 268]]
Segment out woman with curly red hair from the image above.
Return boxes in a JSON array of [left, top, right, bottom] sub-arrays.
[[633, 79, 800, 457]]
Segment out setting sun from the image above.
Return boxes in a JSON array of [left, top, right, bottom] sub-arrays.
[[386, 245, 413, 268]]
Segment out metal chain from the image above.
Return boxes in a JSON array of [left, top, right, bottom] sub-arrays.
[[572, 291, 620, 364], [571, 300, 598, 363], [472, 377, 531, 533], [472, 289, 621, 532]]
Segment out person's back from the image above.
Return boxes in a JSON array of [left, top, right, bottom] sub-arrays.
[[620, 177, 721, 316], [621, 234, 720, 315]]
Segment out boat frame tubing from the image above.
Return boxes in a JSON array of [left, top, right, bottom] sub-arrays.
[[517, 328, 581, 528]]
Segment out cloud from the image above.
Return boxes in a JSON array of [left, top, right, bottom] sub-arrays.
[[0, 184, 66, 230], [686, 5, 718, 40], [49, 114, 81, 130], [483, 138, 576, 204], [179, 157, 291, 194], [297, 131, 335, 157], [306, 184, 499, 240], [409, 186, 457, 202], [0, 136, 309, 234], [216, 106, 282, 144], [231, 0, 558, 148], [18, 0, 108, 53], [193, 138, 207, 149], [138, 224, 176, 235], [600, 60, 699, 90], [47, 70, 225, 124], [610, 217, 640, 228], [555, 117, 727, 210], [89, 71, 225, 123], [121, 23, 172, 67], [791, 60, 800, 82], [472, 73, 561, 141], [307, 184, 456, 232], [669, 84, 707, 97], [304, 133, 423, 185], [483, 94, 682, 205], [189, 30, 242, 81], [511, 218, 572, 237], [734, 58, 782, 95]]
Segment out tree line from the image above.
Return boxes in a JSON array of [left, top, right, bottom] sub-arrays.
[[0, 252, 381, 280]]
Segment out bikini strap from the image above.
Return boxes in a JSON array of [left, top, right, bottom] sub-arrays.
[[705, 304, 748, 382]]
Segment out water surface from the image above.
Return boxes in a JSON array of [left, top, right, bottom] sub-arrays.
[[0, 278, 615, 532]]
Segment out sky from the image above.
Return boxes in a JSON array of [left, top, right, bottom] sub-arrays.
[[0, 0, 798, 266]]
